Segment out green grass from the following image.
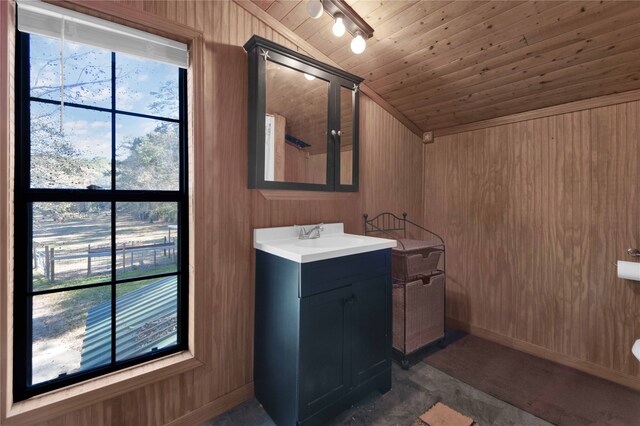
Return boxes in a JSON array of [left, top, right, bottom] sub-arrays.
[[33, 265, 178, 335]]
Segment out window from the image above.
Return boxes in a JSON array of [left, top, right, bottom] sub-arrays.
[[14, 4, 189, 401]]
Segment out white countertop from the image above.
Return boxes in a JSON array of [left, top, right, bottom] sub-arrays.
[[254, 223, 396, 263]]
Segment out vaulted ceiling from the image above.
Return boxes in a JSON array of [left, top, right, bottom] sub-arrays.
[[252, 0, 640, 132]]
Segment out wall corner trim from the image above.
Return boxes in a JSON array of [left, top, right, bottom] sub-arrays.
[[422, 131, 434, 144]]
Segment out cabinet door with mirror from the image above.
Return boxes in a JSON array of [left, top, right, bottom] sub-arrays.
[[245, 36, 361, 192]]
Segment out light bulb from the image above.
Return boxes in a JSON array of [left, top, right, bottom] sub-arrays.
[[351, 31, 366, 54], [332, 13, 345, 37], [306, 0, 323, 19], [304, 73, 316, 81]]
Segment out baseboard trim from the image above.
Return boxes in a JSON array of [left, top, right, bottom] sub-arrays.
[[166, 382, 254, 426], [446, 318, 640, 392]]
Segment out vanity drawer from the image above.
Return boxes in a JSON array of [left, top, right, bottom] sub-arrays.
[[300, 250, 390, 297]]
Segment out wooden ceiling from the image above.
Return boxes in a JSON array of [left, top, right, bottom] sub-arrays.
[[252, 0, 640, 132]]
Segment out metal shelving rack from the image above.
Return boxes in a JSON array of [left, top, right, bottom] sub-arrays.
[[364, 212, 447, 369]]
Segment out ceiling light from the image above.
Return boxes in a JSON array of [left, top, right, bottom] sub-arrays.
[[306, 0, 323, 19], [332, 13, 345, 37], [350, 31, 366, 54], [307, 0, 374, 56], [304, 73, 316, 80]]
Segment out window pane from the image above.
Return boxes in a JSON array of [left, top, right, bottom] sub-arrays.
[[116, 116, 179, 190], [30, 101, 112, 189], [32, 202, 112, 292], [30, 34, 61, 101], [116, 276, 178, 362], [115, 53, 179, 119], [62, 41, 112, 108], [30, 34, 112, 108], [32, 286, 112, 385], [115, 202, 178, 279]]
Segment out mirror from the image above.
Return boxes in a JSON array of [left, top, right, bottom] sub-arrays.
[[339, 86, 354, 186], [245, 35, 362, 192], [265, 62, 328, 185]]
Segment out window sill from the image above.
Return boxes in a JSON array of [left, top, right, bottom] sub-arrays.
[[4, 351, 203, 425]]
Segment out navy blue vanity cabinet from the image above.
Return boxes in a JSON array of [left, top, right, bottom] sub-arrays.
[[254, 249, 392, 426]]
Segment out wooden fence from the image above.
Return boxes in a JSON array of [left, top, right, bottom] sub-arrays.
[[38, 239, 177, 282]]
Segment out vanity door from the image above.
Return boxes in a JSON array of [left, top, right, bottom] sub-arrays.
[[298, 285, 352, 421], [351, 273, 391, 386]]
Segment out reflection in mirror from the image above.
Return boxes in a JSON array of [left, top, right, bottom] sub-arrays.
[[339, 86, 354, 185], [265, 61, 328, 184]]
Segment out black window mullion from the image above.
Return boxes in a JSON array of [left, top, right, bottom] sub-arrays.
[[23, 190, 183, 203], [111, 201, 117, 367], [110, 52, 117, 367], [29, 280, 113, 296], [111, 52, 116, 193], [177, 68, 188, 346], [13, 31, 32, 400], [28, 96, 180, 124], [28, 271, 183, 297]]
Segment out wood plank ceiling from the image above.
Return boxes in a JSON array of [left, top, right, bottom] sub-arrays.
[[252, 0, 640, 132]]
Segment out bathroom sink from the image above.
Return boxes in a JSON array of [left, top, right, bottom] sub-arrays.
[[294, 235, 365, 248], [254, 223, 396, 263]]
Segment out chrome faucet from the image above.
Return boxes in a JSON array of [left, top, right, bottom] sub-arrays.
[[298, 223, 324, 240]]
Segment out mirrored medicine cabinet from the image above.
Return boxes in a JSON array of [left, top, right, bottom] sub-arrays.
[[244, 35, 362, 192]]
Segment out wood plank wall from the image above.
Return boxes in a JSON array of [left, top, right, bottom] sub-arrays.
[[423, 99, 640, 388], [0, 1, 423, 424]]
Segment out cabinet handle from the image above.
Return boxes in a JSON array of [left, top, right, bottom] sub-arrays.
[[343, 295, 358, 305], [331, 130, 342, 137]]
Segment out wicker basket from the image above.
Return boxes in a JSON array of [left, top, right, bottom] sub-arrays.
[[392, 239, 443, 281], [392, 273, 445, 354]]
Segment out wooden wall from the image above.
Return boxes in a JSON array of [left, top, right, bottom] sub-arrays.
[[0, 1, 423, 424], [423, 97, 640, 389]]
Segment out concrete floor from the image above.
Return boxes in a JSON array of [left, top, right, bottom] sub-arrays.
[[206, 362, 551, 426]]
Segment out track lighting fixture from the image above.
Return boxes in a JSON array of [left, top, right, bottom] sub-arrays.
[[332, 13, 346, 37], [306, 0, 323, 19], [350, 30, 366, 54], [308, 0, 373, 56]]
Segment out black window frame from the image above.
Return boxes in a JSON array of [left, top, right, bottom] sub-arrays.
[[13, 30, 190, 401]]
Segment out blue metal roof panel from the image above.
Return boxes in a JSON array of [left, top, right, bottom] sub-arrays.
[[80, 276, 178, 370]]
